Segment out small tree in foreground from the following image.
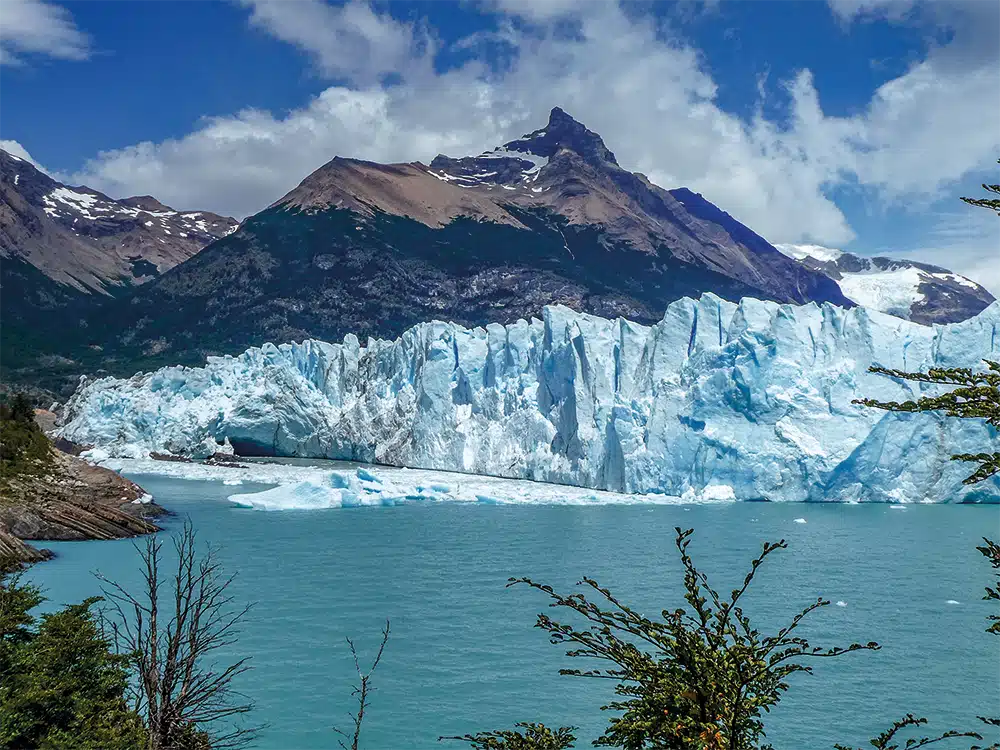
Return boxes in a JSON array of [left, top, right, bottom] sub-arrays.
[[98, 520, 260, 750], [458, 528, 879, 750], [855, 355, 999, 748], [0, 571, 147, 749], [834, 715, 983, 750], [855, 158, 1000, 482], [960, 159, 1000, 216]]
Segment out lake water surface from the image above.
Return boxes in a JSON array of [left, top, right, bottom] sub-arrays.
[[24, 473, 1000, 749]]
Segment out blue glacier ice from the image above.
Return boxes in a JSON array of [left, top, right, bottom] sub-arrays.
[[58, 294, 1000, 503]]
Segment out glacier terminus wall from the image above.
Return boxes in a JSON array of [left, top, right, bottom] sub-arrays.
[[59, 294, 1000, 503]]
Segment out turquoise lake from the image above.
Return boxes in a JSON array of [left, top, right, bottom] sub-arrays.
[[24, 474, 1000, 750]]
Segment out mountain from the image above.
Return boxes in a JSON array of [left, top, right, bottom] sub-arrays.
[[774, 243, 995, 324], [77, 107, 851, 371], [0, 148, 238, 393], [59, 294, 1000, 504], [1, 149, 237, 296]]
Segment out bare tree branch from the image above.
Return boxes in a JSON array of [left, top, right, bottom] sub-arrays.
[[333, 620, 391, 750], [97, 519, 262, 750]]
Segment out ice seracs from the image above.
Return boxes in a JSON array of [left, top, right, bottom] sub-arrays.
[[58, 294, 1000, 504]]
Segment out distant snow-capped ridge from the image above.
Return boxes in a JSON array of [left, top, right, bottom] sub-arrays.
[[59, 294, 1000, 504], [0, 147, 237, 296], [775, 244, 995, 325]]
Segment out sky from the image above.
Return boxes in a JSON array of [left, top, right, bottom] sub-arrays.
[[1, 0, 998, 293]]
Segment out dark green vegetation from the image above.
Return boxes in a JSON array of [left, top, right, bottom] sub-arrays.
[[0, 255, 96, 399], [0, 570, 148, 749], [0, 393, 51, 487], [0, 523, 256, 750], [444, 723, 577, 749]]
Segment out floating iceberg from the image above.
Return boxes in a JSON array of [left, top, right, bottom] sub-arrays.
[[59, 294, 1000, 503], [91, 458, 687, 509]]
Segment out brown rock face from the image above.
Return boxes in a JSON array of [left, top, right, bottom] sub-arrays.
[[277, 107, 852, 310], [0, 449, 162, 567]]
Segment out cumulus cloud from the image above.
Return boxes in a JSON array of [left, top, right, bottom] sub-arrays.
[[828, 0, 999, 39], [0, 0, 90, 66], [66, 0, 999, 269], [238, 0, 432, 83]]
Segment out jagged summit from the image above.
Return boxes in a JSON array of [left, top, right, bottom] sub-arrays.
[[509, 106, 619, 166], [88, 105, 861, 377], [427, 106, 617, 189]]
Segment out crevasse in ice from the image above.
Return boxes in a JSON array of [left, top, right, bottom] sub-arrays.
[[58, 294, 1000, 503]]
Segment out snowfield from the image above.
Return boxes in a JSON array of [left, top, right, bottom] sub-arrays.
[[60, 294, 1000, 504]]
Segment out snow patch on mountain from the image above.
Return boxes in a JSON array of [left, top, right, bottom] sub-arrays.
[[775, 243, 994, 324], [931, 272, 980, 290], [429, 146, 550, 190], [58, 295, 1000, 504], [34, 184, 237, 251], [836, 266, 926, 318]]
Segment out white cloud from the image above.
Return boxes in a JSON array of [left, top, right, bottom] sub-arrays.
[[65, 0, 998, 280], [855, 60, 1000, 198], [827, 0, 998, 39], [238, 0, 432, 82], [480, 0, 604, 22], [902, 209, 1000, 297], [0, 0, 90, 66], [826, 0, 916, 23]]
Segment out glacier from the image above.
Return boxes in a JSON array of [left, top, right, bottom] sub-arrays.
[[58, 294, 1000, 503]]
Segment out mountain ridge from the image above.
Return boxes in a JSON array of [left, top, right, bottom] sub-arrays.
[[68, 107, 853, 380], [1, 148, 238, 296], [775, 243, 995, 325], [3, 108, 987, 399]]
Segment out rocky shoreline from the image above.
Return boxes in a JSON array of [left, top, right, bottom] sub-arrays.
[[0, 445, 164, 568]]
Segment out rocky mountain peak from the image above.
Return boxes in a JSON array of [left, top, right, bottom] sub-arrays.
[[507, 106, 619, 167], [427, 107, 619, 191]]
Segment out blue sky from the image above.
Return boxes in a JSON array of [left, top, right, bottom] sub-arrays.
[[2, 0, 998, 292]]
